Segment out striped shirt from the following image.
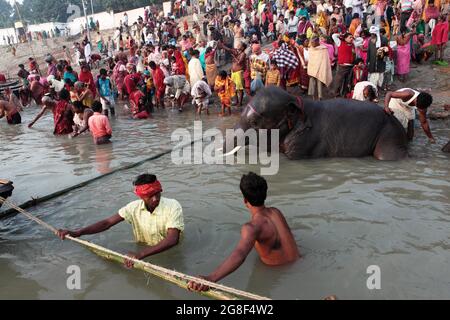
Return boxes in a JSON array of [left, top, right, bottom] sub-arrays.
[[400, 0, 413, 12]]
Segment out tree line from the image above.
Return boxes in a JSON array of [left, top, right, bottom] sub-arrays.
[[0, 0, 162, 28]]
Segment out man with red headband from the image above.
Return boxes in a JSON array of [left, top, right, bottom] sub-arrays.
[[57, 174, 184, 267]]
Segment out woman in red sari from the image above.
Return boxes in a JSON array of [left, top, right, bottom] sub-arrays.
[[172, 50, 186, 76], [287, 38, 309, 91], [149, 61, 166, 109], [53, 89, 74, 135], [78, 65, 97, 98]]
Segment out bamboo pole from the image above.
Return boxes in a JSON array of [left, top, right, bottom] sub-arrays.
[[0, 196, 271, 301]]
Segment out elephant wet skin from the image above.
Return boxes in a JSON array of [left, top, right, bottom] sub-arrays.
[[229, 86, 409, 161]]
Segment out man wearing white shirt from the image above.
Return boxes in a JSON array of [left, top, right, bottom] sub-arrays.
[[276, 15, 286, 38], [287, 10, 299, 38], [113, 28, 121, 51], [344, 0, 353, 9], [317, 0, 333, 14], [352, 0, 364, 18]]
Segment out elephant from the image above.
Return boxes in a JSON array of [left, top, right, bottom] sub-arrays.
[[227, 86, 408, 160]]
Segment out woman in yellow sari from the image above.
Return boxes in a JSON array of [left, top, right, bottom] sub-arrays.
[[214, 70, 236, 116]]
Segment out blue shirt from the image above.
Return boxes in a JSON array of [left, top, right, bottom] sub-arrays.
[[296, 8, 310, 20], [97, 77, 112, 97], [63, 72, 77, 83]]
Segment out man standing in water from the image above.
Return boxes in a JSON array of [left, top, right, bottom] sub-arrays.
[[0, 98, 21, 125], [57, 174, 184, 267], [188, 172, 299, 291]]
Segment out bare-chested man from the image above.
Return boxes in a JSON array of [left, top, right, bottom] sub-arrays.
[[188, 172, 300, 292], [0, 98, 21, 125], [30, 75, 46, 106], [222, 41, 247, 107], [4, 88, 23, 111]]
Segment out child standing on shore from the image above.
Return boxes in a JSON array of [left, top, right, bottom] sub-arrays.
[[265, 60, 281, 86], [215, 71, 235, 117]]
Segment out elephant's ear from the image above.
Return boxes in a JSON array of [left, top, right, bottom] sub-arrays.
[[287, 101, 312, 131]]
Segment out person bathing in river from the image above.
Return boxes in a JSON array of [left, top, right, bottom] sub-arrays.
[[0, 98, 21, 125], [88, 101, 112, 145], [28, 90, 74, 135], [188, 172, 299, 292], [57, 174, 184, 268], [96, 69, 116, 117], [384, 88, 435, 143], [71, 101, 94, 138]]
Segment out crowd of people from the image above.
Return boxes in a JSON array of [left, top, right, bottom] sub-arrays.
[[1, 0, 449, 295], [1, 0, 448, 144]]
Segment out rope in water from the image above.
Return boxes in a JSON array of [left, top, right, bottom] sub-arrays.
[[0, 196, 271, 301]]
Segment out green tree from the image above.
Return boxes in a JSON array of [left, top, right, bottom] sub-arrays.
[[0, 0, 13, 28]]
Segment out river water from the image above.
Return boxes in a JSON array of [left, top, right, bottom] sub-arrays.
[[1, 104, 449, 300]]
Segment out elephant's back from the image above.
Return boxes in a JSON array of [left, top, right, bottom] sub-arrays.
[[306, 99, 402, 157]]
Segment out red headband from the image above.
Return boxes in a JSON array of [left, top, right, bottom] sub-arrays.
[[134, 181, 163, 199]]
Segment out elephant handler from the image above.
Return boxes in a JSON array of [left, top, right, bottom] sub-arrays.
[[188, 172, 300, 292], [57, 174, 184, 268], [384, 88, 435, 143]]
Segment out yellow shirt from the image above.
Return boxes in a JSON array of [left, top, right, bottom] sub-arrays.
[[118, 197, 184, 246]]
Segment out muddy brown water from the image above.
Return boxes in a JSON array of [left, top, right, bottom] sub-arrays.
[[0, 103, 449, 299]]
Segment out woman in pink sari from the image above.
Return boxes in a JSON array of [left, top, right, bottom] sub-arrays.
[[395, 27, 414, 82], [357, 31, 370, 64]]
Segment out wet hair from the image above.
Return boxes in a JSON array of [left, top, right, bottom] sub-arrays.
[[133, 174, 157, 186], [92, 101, 102, 113], [59, 89, 70, 101], [240, 172, 267, 207], [417, 92, 433, 109]]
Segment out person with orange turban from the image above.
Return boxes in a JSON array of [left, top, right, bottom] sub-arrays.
[[57, 174, 184, 268]]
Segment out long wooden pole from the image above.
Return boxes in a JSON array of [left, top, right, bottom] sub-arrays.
[[0, 196, 271, 301]]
